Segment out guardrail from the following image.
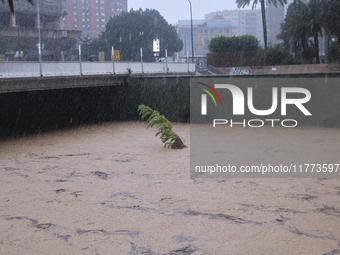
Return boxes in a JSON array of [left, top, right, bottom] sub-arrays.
[[0, 62, 196, 78]]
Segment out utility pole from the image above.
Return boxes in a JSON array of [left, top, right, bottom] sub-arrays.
[[37, 0, 42, 76], [187, 0, 194, 63]]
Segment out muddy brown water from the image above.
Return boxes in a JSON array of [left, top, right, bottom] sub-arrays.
[[0, 122, 339, 255]]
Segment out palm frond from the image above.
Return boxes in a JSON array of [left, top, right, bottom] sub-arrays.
[[138, 105, 179, 148]]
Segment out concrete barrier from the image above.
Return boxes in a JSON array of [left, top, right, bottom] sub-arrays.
[[217, 64, 340, 75], [0, 62, 196, 78]]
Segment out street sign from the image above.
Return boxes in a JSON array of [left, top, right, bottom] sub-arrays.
[[111, 50, 120, 61], [99, 52, 105, 62], [153, 39, 160, 52], [36, 43, 45, 50]]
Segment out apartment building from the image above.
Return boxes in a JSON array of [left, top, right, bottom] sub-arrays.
[[205, 9, 263, 46], [64, 0, 127, 38], [266, 0, 285, 45]]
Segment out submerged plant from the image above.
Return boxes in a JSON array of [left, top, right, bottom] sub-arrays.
[[138, 105, 186, 149]]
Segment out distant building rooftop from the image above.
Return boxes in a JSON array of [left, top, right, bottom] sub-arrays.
[[177, 20, 205, 27], [203, 20, 231, 28]]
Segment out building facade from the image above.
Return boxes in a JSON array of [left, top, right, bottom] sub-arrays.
[[266, 0, 285, 45], [0, 0, 67, 29], [63, 0, 127, 38], [205, 9, 264, 46], [0, 0, 81, 61], [176, 9, 264, 63], [177, 19, 233, 62], [195, 20, 233, 58]]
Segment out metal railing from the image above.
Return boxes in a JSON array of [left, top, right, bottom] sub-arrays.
[[0, 62, 196, 78]]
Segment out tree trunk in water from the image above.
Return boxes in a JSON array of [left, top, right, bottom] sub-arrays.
[[172, 136, 186, 149], [260, 0, 267, 50]]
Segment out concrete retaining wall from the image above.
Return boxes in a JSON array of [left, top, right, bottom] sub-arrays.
[[0, 76, 191, 138], [1, 73, 339, 138]]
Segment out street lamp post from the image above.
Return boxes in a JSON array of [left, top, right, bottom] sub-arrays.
[[37, 0, 42, 76], [187, 0, 194, 63]]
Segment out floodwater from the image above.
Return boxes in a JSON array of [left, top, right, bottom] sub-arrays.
[[0, 122, 339, 255]]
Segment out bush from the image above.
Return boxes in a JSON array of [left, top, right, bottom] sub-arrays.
[[208, 35, 260, 53], [0, 35, 8, 54], [266, 44, 295, 65], [330, 40, 340, 63]]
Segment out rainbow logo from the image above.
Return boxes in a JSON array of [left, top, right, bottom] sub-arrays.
[[196, 82, 223, 106]]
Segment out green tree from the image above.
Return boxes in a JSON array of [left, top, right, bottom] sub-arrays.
[[1, 0, 33, 14], [94, 8, 183, 62], [80, 37, 97, 60], [278, 0, 340, 64], [307, 0, 323, 64], [138, 105, 186, 149], [208, 35, 260, 53], [266, 44, 295, 65], [330, 40, 340, 63], [323, 0, 340, 63], [0, 34, 8, 54], [45, 37, 77, 61], [277, 0, 313, 64], [329, 40, 340, 63], [235, 0, 287, 49]]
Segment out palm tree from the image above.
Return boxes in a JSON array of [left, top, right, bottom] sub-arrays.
[[236, 0, 287, 50], [278, 0, 335, 64], [322, 0, 340, 64], [308, 0, 324, 64], [277, 0, 312, 63]]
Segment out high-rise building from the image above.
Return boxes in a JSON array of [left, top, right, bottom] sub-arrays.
[[64, 0, 127, 38], [266, 0, 285, 45]]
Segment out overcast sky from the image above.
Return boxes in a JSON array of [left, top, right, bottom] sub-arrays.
[[128, 0, 253, 24]]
